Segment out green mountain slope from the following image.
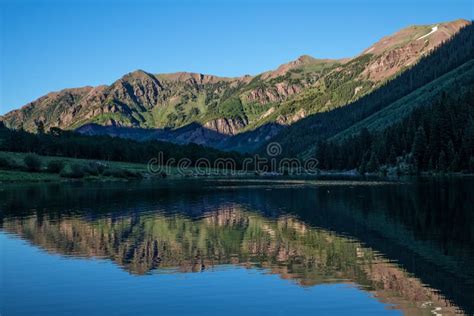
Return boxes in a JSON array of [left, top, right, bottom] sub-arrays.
[[263, 21, 473, 158], [315, 80, 474, 173], [330, 60, 474, 143]]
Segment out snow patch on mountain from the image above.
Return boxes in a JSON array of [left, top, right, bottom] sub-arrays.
[[417, 26, 438, 40]]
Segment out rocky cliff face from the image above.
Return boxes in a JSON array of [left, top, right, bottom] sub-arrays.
[[2, 87, 94, 131], [276, 108, 307, 125], [245, 82, 305, 104], [1, 19, 469, 150], [361, 19, 470, 81], [204, 117, 248, 135]]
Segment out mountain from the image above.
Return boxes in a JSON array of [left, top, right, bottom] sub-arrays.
[[0, 19, 470, 152], [263, 20, 473, 158]]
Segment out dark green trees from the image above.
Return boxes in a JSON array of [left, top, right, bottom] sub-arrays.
[[412, 127, 427, 170], [366, 152, 380, 173], [0, 127, 245, 169], [24, 154, 42, 172], [315, 86, 474, 174]]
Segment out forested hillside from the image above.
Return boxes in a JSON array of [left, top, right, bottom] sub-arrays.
[[316, 86, 474, 173], [265, 22, 473, 158]]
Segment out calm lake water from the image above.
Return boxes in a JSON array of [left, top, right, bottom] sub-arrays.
[[0, 177, 473, 315]]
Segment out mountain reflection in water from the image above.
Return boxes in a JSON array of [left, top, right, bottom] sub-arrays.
[[1, 178, 473, 315]]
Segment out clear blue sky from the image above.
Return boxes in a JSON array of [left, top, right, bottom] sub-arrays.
[[1, 0, 472, 114]]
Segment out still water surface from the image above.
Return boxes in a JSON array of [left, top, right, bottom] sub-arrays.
[[1, 178, 473, 315]]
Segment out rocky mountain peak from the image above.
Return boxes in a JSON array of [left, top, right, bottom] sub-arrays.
[[360, 19, 470, 81], [362, 19, 469, 56], [155, 72, 236, 85], [261, 54, 342, 80]]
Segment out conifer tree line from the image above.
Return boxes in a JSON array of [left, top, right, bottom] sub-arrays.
[[0, 125, 245, 167], [316, 87, 474, 173]]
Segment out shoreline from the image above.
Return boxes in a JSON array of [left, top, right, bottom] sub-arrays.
[[2, 168, 472, 184], [2, 150, 472, 184]]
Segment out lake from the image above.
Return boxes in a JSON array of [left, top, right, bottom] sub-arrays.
[[0, 177, 473, 315]]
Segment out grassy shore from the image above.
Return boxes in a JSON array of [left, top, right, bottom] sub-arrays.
[[0, 151, 166, 183], [0, 151, 242, 183], [0, 169, 62, 182]]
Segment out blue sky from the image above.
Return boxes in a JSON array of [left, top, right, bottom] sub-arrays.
[[1, 0, 472, 114]]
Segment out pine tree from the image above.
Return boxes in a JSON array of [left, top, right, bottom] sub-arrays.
[[360, 128, 371, 152], [358, 151, 370, 174], [463, 117, 474, 156], [412, 126, 427, 170], [388, 146, 397, 165], [438, 151, 447, 172], [428, 157, 435, 170], [446, 140, 456, 164], [469, 157, 474, 173], [366, 152, 380, 172], [316, 140, 328, 169], [449, 153, 460, 172], [36, 121, 45, 134]]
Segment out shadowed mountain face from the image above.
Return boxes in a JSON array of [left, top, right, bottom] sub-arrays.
[[1, 20, 469, 152], [1, 178, 473, 314], [75, 121, 284, 152], [262, 22, 474, 158]]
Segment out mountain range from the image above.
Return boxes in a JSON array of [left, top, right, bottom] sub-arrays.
[[1, 19, 471, 154]]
